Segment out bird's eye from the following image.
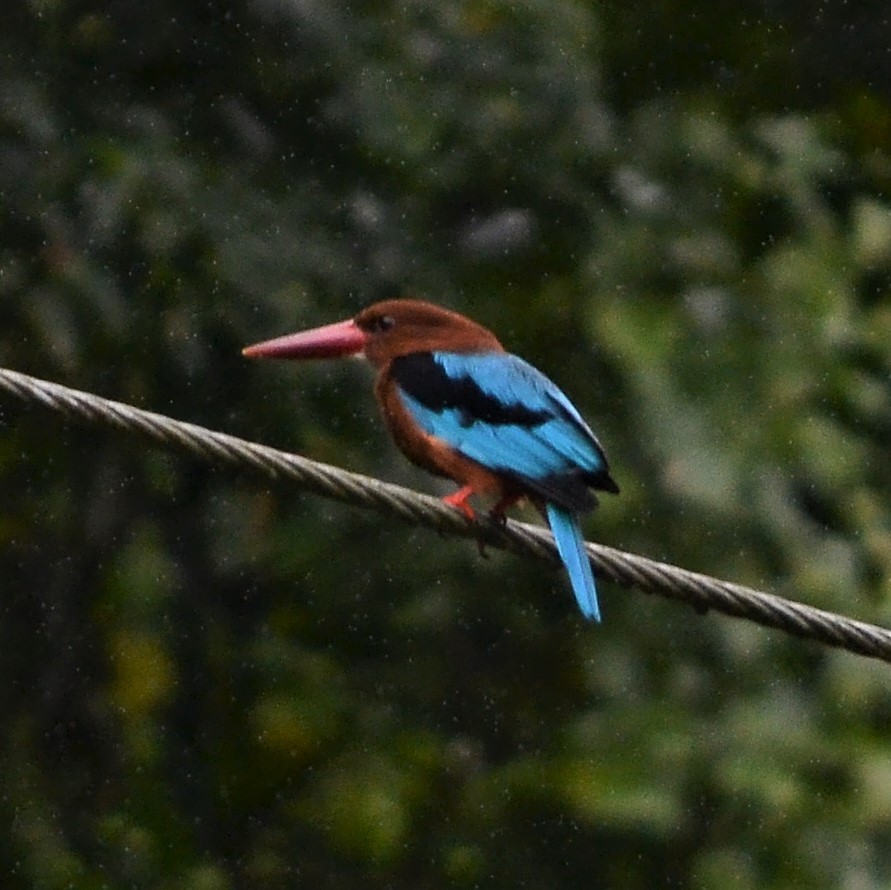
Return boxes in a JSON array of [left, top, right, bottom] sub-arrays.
[[368, 315, 395, 333]]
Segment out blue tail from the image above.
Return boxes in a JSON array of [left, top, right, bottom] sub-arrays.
[[545, 503, 601, 622]]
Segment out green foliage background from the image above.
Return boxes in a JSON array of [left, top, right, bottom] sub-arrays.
[[2, 2, 890, 887]]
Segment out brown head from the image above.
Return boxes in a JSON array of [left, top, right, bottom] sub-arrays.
[[243, 299, 504, 369]]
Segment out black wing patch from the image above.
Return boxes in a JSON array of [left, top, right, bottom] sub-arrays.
[[391, 353, 551, 428]]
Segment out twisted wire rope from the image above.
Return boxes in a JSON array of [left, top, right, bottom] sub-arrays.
[[2, 365, 890, 665]]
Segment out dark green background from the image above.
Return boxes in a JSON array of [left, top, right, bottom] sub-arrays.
[[2, 2, 890, 887]]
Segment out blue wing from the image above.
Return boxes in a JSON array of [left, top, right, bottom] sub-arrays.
[[391, 351, 617, 510]]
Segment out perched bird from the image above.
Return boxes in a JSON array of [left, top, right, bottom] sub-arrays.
[[243, 299, 619, 621]]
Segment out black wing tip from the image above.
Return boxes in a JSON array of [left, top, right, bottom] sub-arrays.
[[521, 468, 619, 512], [595, 472, 620, 495], [517, 471, 598, 513]]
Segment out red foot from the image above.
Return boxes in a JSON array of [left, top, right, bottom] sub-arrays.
[[443, 485, 477, 521]]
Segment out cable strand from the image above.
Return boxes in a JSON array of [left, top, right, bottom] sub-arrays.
[[2, 365, 889, 664]]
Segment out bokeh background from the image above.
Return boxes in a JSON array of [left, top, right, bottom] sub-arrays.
[[2, 2, 891, 887]]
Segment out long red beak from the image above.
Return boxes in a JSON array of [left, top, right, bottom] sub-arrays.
[[242, 318, 367, 360]]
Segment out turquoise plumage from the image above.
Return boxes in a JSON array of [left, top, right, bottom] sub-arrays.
[[546, 504, 600, 621], [394, 350, 617, 620]]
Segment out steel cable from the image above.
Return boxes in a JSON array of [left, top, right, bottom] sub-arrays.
[[2, 366, 889, 664]]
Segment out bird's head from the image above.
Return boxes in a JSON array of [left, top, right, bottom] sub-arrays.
[[243, 299, 503, 368]]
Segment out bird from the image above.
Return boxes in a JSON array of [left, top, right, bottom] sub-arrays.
[[243, 299, 619, 621]]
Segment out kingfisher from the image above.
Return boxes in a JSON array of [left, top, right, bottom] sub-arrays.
[[243, 299, 619, 621]]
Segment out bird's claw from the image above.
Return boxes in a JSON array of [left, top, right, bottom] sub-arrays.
[[488, 508, 508, 528]]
